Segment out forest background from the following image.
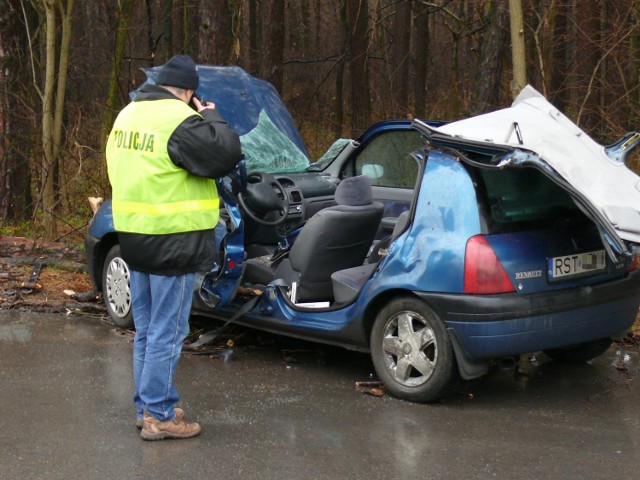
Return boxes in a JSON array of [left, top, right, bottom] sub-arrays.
[[1, 0, 640, 242]]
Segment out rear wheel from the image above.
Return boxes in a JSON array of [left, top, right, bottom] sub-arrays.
[[544, 338, 612, 363], [102, 244, 133, 329], [370, 296, 459, 402]]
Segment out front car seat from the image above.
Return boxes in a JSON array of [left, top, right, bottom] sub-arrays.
[[245, 175, 384, 303], [276, 175, 384, 302]]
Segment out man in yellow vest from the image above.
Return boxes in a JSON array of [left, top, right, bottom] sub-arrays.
[[106, 55, 242, 440]]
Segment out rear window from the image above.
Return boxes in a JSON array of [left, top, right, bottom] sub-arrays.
[[476, 167, 583, 232]]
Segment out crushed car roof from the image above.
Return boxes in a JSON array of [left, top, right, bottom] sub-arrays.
[[431, 85, 640, 244]]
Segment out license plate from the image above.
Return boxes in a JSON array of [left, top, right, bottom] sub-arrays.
[[548, 250, 606, 280]]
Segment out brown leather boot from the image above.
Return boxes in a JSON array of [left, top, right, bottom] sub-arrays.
[[136, 407, 185, 429], [141, 414, 201, 441]]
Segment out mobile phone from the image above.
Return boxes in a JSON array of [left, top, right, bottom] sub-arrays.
[[189, 95, 204, 110]]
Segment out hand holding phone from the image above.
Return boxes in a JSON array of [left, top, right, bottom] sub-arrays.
[[191, 95, 216, 112]]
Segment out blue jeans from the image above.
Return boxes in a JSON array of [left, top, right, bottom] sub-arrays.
[[130, 270, 195, 422]]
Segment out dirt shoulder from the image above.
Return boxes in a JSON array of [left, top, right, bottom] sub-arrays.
[[0, 235, 105, 315]]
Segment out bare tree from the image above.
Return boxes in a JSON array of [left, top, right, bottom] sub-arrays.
[[509, 0, 527, 97], [346, 0, 371, 134], [39, 0, 74, 239], [101, 0, 134, 160], [414, 2, 430, 119], [262, 0, 285, 93], [247, 0, 260, 74], [0, 0, 33, 221], [389, 0, 412, 117], [334, 0, 348, 138], [198, 0, 234, 64], [470, 1, 509, 114]]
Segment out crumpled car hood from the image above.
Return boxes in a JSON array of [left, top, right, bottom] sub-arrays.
[[140, 65, 310, 173], [433, 85, 640, 244]]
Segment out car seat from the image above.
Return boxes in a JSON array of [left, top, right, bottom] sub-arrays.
[[244, 175, 384, 302]]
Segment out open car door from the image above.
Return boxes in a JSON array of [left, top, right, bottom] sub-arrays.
[[415, 85, 640, 261]]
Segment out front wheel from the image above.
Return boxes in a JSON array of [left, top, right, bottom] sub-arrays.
[[102, 244, 134, 329], [370, 296, 459, 402]]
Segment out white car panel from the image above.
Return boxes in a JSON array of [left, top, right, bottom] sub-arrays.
[[434, 85, 640, 244]]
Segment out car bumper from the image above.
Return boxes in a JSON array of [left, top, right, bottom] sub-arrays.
[[417, 270, 640, 359]]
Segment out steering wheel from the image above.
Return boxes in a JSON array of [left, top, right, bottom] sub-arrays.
[[238, 171, 290, 226]]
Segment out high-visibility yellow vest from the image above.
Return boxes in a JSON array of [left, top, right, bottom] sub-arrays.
[[106, 98, 219, 234]]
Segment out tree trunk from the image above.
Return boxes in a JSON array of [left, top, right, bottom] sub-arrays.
[[565, 1, 580, 116], [549, 0, 569, 111], [334, 0, 347, 138], [100, 0, 134, 175], [53, 0, 73, 214], [248, 0, 259, 74], [414, 3, 429, 119], [229, 0, 242, 62], [346, 0, 371, 135], [509, 0, 527, 98], [630, 1, 640, 115], [390, 0, 412, 117], [198, 0, 231, 64], [0, 0, 32, 221], [38, 0, 74, 240], [262, 0, 285, 93], [470, 1, 509, 115], [575, 0, 600, 129], [162, 0, 173, 58], [40, 0, 58, 239], [145, 0, 155, 65]]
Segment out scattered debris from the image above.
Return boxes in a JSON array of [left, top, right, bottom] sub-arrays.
[[236, 286, 263, 297], [619, 330, 640, 347], [183, 327, 229, 351], [88, 196, 104, 215], [1, 236, 101, 316], [113, 328, 135, 341], [182, 347, 235, 362], [355, 380, 385, 397], [21, 261, 43, 289]]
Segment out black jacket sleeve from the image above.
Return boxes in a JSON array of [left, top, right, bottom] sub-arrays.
[[167, 108, 242, 179]]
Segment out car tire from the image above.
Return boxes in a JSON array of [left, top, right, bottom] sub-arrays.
[[102, 244, 134, 329], [370, 296, 459, 402], [543, 338, 612, 364]]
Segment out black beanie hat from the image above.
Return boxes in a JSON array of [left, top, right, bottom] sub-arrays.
[[157, 55, 199, 90]]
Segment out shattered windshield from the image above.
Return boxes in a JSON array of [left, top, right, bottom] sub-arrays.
[[306, 138, 351, 171], [240, 110, 310, 174]]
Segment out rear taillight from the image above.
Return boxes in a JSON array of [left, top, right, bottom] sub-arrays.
[[630, 253, 639, 272], [464, 235, 515, 294]]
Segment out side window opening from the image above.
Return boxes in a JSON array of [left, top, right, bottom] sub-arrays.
[[354, 131, 424, 189]]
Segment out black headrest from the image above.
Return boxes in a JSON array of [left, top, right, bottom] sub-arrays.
[[335, 176, 373, 206]]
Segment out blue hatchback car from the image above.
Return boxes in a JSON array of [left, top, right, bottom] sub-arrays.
[[85, 67, 640, 402]]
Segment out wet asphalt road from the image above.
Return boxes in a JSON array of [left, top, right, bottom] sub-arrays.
[[1, 310, 639, 480]]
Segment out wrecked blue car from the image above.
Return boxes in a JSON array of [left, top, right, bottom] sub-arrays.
[[86, 67, 640, 402]]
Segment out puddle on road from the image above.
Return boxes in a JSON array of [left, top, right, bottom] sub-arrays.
[[0, 324, 32, 343]]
